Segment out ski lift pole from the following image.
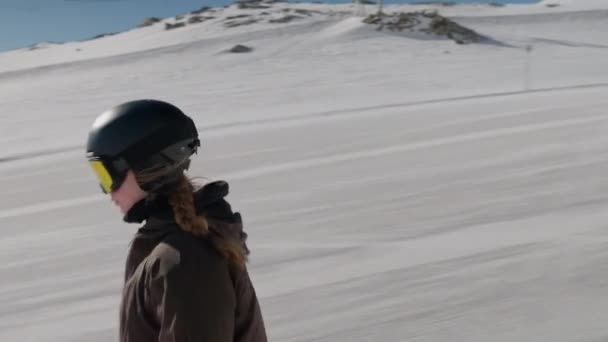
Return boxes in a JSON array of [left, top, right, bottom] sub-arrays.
[[524, 44, 533, 91]]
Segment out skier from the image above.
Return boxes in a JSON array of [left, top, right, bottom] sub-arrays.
[[85, 99, 268, 342]]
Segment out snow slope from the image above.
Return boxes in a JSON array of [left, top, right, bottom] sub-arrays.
[[2, 1, 608, 341]]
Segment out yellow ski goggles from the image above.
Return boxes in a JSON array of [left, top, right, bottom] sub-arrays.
[[88, 157, 129, 194]]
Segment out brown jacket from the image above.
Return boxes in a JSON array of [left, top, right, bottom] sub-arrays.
[[119, 181, 267, 342]]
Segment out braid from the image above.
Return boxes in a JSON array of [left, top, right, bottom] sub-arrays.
[[168, 175, 209, 236], [138, 168, 248, 267], [209, 233, 249, 267], [168, 175, 248, 268]]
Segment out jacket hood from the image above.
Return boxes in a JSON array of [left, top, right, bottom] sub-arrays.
[[124, 180, 249, 253]]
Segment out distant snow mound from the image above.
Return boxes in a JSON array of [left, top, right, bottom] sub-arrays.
[[28, 42, 61, 51], [363, 11, 486, 44], [90, 32, 118, 40], [236, 0, 286, 9], [225, 44, 254, 53], [188, 15, 214, 24], [224, 14, 261, 28], [538, 0, 605, 6], [190, 6, 212, 15], [138, 17, 162, 28], [411, 1, 504, 7], [165, 22, 187, 30], [537, 0, 608, 9], [221, 6, 323, 28], [411, 1, 457, 6]]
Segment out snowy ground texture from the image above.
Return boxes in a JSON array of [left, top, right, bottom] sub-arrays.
[[2, 0, 608, 340]]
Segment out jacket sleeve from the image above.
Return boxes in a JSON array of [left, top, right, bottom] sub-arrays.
[[147, 243, 236, 342]]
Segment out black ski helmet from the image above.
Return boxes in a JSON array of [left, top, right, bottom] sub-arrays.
[[86, 99, 200, 193]]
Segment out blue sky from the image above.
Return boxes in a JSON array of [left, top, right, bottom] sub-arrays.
[[0, 0, 538, 52]]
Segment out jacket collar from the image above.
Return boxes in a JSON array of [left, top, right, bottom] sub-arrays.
[[123, 180, 230, 224]]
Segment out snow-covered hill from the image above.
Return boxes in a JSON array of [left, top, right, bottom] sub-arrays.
[[2, 0, 608, 341]]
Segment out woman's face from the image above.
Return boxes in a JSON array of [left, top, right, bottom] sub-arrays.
[[110, 170, 147, 215]]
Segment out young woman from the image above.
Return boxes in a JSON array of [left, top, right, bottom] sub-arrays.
[[86, 99, 267, 342]]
